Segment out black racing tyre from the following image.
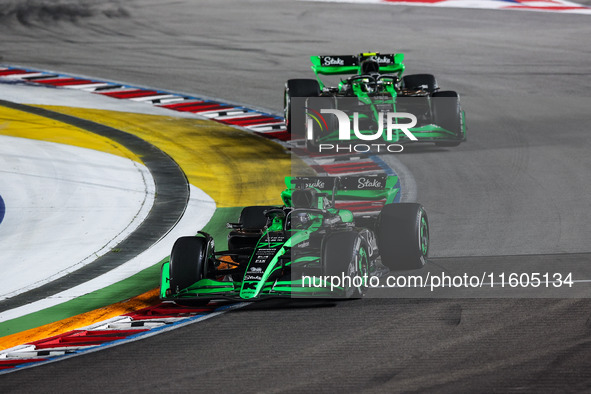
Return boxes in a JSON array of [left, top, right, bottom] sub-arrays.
[[432, 90, 462, 147], [284, 79, 320, 134], [239, 205, 277, 229], [169, 236, 210, 294], [321, 231, 369, 298], [376, 203, 429, 271], [402, 74, 438, 93]]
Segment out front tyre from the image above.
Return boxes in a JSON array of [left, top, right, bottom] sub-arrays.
[[322, 231, 369, 298], [169, 236, 211, 295], [376, 203, 429, 271], [432, 90, 463, 147], [284, 79, 320, 135], [402, 74, 438, 93]]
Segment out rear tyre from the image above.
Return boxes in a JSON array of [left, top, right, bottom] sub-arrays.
[[284, 79, 320, 135], [169, 236, 210, 295], [376, 203, 429, 271], [432, 90, 462, 147], [322, 231, 368, 298], [402, 74, 438, 93]]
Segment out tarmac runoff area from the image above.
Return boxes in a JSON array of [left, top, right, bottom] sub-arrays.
[[0, 82, 294, 342]]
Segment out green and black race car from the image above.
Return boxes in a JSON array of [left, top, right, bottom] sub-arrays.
[[160, 175, 429, 302], [284, 52, 466, 151]]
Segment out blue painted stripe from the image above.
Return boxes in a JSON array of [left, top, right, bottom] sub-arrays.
[[3, 302, 247, 374], [0, 194, 5, 225]]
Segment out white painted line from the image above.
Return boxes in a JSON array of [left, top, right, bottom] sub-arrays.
[[200, 109, 249, 117], [213, 112, 260, 120], [129, 94, 178, 102], [301, 0, 591, 13], [0, 184, 215, 322], [66, 83, 114, 90], [0, 136, 156, 301], [245, 122, 286, 131], [1, 72, 46, 80]]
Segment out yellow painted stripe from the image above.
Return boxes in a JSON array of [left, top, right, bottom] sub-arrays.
[[37, 106, 313, 207], [0, 289, 159, 350], [0, 106, 141, 163]]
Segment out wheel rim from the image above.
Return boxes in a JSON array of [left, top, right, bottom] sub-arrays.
[[420, 214, 429, 256], [358, 247, 369, 294], [344, 246, 368, 297], [345, 258, 356, 298], [284, 90, 290, 128]]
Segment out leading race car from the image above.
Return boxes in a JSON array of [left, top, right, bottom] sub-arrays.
[[284, 52, 466, 151], [160, 175, 429, 303]]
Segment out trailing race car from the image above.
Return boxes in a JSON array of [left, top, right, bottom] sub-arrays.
[[284, 52, 466, 151], [160, 175, 429, 303]]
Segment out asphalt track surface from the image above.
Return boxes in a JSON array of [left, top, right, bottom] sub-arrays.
[[1, 0, 591, 391]]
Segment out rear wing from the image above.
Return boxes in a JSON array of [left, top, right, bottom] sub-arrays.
[[310, 53, 405, 77], [282, 175, 399, 216]]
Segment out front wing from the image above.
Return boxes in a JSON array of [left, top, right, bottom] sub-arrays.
[[160, 262, 346, 301]]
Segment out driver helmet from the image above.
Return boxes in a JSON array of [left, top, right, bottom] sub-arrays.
[[289, 211, 312, 230], [360, 59, 380, 76]]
